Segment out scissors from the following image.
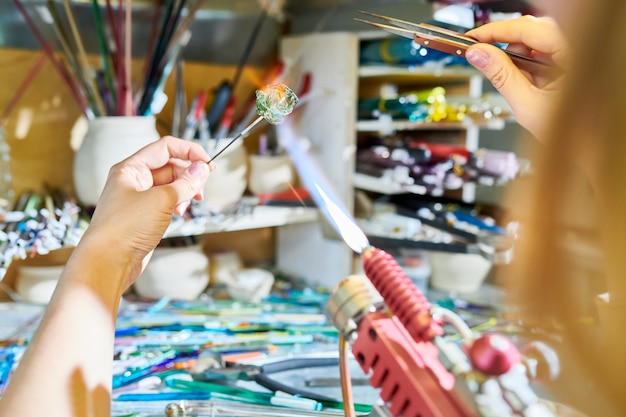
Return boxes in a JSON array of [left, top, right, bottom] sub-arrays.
[[356, 10, 560, 78]]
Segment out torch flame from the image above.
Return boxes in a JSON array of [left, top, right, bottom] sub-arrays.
[[277, 123, 370, 254], [314, 184, 370, 254]]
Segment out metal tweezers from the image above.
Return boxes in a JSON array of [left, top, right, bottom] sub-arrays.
[[356, 11, 559, 78]]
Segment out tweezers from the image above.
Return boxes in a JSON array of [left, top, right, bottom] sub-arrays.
[[356, 11, 558, 78]]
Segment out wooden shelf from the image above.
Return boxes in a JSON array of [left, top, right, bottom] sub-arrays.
[[164, 206, 319, 238], [353, 172, 430, 195], [353, 172, 484, 202], [359, 65, 479, 83], [356, 118, 505, 133]]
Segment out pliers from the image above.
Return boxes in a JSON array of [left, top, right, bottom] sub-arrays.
[[191, 356, 341, 403]]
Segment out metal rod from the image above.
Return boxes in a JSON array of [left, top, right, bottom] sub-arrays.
[[207, 116, 264, 163], [231, 8, 267, 91]]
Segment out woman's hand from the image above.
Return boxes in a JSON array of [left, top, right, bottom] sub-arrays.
[[80, 136, 213, 288], [0, 136, 214, 417], [465, 16, 569, 138]]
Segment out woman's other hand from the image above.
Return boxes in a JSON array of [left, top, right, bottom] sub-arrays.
[[465, 16, 569, 139]]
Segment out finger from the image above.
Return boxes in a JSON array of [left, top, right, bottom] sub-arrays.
[[151, 157, 217, 187], [503, 43, 534, 83], [129, 136, 211, 171], [466, 43, 538, 117], [466, 16, 565, 61], [151, 159, 191, 187], [158, 160, 210, 207], [174, 201, 191, 217], [506, 42, 532, 57]]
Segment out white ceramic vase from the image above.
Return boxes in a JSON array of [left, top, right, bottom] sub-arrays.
[[134, 244, 210, 301], [74, 116, 160, 206], [247, 154, 294, 195], [15, 265, 66, 304], [202, 138, 248, 211], [429, 252, 492, 293]]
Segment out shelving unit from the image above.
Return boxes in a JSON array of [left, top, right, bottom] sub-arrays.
[[277, 32, 360, 288], [164, 206, 319, 238], [356, 51, 498, 203], [356, 118, 505, 133], [276, 31, 511, 288]]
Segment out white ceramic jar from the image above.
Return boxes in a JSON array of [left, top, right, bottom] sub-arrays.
[[247, 154, 294, 195], [134, 244, 210, 301], [74, 116, 160, 206], [15, 265, 66, 304], [429, 252, 492, 293], [202, 138, 248, 211]]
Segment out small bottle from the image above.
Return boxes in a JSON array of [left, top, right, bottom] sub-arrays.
[[0, 129, 14, 208]]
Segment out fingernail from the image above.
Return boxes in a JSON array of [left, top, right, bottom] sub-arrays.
[[175, 201, 190, 216], [466, 49, 489, 69], [188, 161, 209, 178]]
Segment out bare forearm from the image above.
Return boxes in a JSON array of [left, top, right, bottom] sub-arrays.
[[0, 241, 131, 417], [0, 137, 212, 417]]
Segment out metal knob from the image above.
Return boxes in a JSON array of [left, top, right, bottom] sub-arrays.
[[468, 333, 522, 376]]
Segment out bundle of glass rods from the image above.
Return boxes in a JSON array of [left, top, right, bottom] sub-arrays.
[[13, 0, 205, 118]]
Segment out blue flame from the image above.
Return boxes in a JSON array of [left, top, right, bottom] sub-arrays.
[[277, 123, 370, 254]]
